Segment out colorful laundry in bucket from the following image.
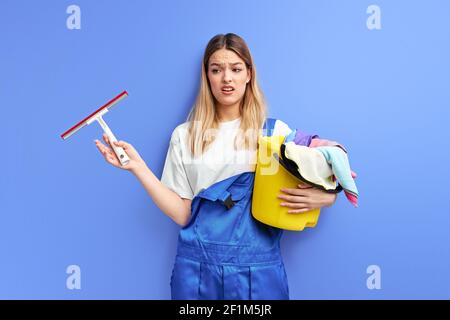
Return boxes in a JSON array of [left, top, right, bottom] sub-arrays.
[[274, 124, 359, 207], [281, 141, 359, 207], [252, 118, 359, 234]]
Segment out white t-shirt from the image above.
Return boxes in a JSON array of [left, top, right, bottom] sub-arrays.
[[160, 118, 292, 200]]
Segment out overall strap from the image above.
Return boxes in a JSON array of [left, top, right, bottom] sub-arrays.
[[262, 118, 277, 137]]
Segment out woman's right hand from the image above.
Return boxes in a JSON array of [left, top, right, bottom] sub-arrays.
[[94, 133, 146, 173]]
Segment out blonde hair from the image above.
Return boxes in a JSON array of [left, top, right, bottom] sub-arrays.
[[187, 33, 268, 157]]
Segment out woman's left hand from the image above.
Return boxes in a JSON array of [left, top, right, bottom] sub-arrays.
[[278, 183, 337, 214]]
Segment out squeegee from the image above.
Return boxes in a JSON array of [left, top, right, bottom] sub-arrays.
[[60, 91, 130, 166]]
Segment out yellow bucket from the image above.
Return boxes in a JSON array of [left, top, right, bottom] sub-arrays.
[[251, 135, 321, 231]]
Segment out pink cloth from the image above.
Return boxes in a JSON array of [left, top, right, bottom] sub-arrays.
[[345, 191, 358, 207], [310, 138, 347, 153]]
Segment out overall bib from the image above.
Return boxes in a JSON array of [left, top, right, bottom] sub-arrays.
[[170, 170, 289, 300]]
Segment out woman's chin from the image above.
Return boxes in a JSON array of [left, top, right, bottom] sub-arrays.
[[217, 97, 239, 106]]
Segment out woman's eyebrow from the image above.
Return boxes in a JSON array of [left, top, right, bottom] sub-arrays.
[[210, 62, 244, 67]]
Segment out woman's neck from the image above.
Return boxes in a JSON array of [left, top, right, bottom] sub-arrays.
[[216, 102, 241, 122]]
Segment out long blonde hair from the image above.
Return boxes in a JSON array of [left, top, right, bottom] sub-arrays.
[[187, 33, 267, 157]]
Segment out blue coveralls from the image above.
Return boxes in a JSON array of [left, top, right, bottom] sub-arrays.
[[170, 119, 289, 300]]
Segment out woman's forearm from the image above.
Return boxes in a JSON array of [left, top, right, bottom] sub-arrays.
[[131, 164, 191, 226]]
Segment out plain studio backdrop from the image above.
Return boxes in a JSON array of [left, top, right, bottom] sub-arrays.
[[1, 0, 449, 299]]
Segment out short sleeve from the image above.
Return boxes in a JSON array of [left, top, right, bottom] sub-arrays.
[[160, 129, 194, 200]]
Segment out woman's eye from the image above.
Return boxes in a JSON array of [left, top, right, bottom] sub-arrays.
[[233, 69, 242, 72], [212, 69, 220, 73]]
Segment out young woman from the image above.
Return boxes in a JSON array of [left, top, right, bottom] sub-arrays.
[[95, 33, 337, 299]]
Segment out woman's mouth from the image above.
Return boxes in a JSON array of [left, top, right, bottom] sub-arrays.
[[221, 86, 235, 95]]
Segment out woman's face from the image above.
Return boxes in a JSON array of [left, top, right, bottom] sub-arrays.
[[207, 48, 251, 109]]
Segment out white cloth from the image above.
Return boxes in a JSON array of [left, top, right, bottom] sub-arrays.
[[283, 142, 335, 190], [161, 118, 292, 199]]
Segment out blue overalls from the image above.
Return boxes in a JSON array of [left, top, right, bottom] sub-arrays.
[[170, 118, 289, 300]]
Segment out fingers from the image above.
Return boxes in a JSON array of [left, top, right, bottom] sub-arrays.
[[102, 133, 112, 148], [280, 200, 311, 213], [104, 153, 116, 164], [278, 185, 319, 214], [94, 139, 108, 153], [102, 133, 130, 150], [95, 139, 118, 164], [112, 140, 129, 150], [279, 184, 313, 196], [278, 194, 299, 202], [97, 136, 137, 169], [288, 208, 311, 214], [278, 192, 310, 212], [95, 139, 110, 154], [280, 201, 309, 209], [279, 188, 307, 197]]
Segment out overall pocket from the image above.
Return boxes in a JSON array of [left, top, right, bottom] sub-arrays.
[[194, 183, 250, 245]]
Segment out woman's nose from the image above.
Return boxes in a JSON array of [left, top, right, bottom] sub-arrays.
[[222, 69, 232, 82]]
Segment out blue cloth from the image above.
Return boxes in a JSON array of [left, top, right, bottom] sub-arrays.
[[171, 172, 289, 300], [262, 118, 277, 137], [315, 146, 358, 197]]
